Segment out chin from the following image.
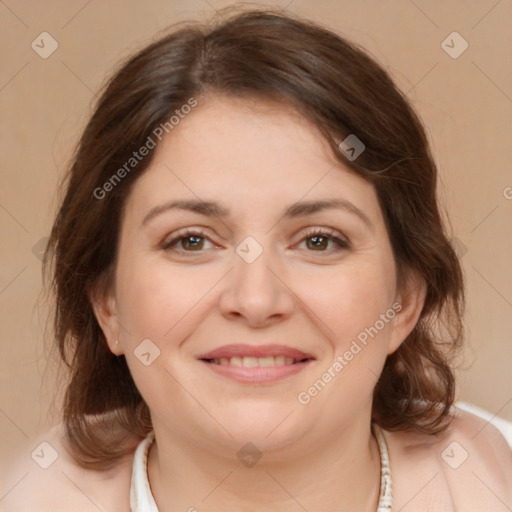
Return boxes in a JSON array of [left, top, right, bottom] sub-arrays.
[[211, 402, 309, 451]]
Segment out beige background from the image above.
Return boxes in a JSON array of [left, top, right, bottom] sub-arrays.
[[1, 0, 511, 480]]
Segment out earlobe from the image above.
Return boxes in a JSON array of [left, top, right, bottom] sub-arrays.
[[387, 272, 427, 354], [87, 283, 124, 356]]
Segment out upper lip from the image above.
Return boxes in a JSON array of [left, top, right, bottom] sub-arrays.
[[198, 344, 315, 361]]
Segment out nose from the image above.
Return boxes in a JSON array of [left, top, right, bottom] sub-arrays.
[[218, 241, 295, 328]]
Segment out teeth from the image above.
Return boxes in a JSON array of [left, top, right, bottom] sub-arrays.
[[275, 355, 285, 366], [210, 355, 301, 367], [243, 356, 259, 368], [258, 356, 275, 367]]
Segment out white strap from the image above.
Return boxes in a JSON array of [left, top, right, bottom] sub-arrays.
[[130, 431, 159, 512]]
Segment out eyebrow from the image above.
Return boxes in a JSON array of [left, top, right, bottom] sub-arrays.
[[141, 198, 373, 231]]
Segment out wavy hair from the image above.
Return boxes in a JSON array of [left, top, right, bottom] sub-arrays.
[[45, 8, 464, 467]]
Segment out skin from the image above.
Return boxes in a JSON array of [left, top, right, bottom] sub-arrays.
[[3, 96, 512, 512], [91, 95, 426, 511]]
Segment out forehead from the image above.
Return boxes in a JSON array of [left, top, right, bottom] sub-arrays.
[[123, 95, 383, 228], [165, 94, 335, 176]]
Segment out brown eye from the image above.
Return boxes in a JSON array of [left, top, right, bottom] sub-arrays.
[[306, 235, 329, 250], [298, 229, 350, 253], [162, 229, 215, 253], [181, 235, 205, 250]]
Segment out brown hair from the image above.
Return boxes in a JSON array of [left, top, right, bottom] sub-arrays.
[[45, 8, 464, 467]]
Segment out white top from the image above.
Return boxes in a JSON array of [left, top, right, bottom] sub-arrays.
[[130, 430, 158, 512], [129, 425, 393, 512]]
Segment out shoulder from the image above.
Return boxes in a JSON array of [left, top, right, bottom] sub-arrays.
[[1, 423, 137, 512], [385, 406, 512, 511]]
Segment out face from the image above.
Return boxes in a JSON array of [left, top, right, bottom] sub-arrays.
[[95, 95, 423, 456]]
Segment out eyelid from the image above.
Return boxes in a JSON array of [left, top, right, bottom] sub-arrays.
[[300, 226, 347, 240]]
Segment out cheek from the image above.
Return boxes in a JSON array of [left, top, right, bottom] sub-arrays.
[[114, 258, 219, 417], [296, 261, 397, 350], [115, 254, 223, 343]]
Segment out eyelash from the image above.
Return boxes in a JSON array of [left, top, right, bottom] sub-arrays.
[[161, 227, 350, 255]]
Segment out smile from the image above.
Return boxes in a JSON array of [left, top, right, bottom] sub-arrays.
[[208, 355, 300, 367], [198, 344, 315, 383]]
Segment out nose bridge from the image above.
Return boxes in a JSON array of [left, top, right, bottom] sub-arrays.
[[219, 235, 294, 324], [234, 234, 279, 294]]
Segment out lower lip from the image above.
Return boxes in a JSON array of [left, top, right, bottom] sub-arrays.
[[201, 360, 313, 383]]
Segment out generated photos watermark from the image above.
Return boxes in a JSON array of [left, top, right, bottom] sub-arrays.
[[297, 301, 402, 405], [93, 97, 198, 200]]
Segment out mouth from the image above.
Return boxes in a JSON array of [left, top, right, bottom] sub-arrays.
[[204, 355, 309, 367], [197, 344, 315, 383]]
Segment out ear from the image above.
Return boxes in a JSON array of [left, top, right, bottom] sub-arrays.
[[87, 281, 124, 356], [387, 270, 427, 354]]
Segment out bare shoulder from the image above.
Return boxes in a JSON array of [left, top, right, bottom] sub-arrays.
[[1, 423, 135, 512], [385, 407, 512, 511]]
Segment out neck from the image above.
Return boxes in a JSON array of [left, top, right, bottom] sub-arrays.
[[147, 418, 381, 512]]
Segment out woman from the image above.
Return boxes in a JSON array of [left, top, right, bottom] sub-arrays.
[[3, 8, 512, 512]]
